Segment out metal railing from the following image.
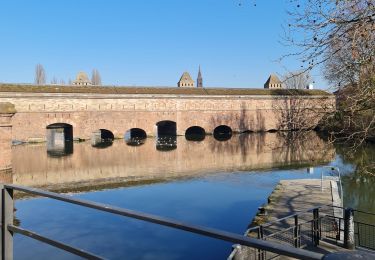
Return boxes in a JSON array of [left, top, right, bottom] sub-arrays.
[[353, 209, 375, 250], [229, 204, 375, 260], [0, 184, 324, 260], [321, 166, 343, 207]]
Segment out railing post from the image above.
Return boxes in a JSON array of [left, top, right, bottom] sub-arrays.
[[344, 208, 355, 250], [258, 226, 265, 260], [1, 185, 14, 260], [313, 208, 320, 246], [294, 215, 299, 248]]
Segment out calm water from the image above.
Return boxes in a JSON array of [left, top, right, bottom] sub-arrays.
[[4, 132, 374, 259]]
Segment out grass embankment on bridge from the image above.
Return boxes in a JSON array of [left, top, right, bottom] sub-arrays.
[[0, 84, 332, 96]]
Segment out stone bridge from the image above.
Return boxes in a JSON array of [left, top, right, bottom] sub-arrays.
[[0, 85, 334, 143]]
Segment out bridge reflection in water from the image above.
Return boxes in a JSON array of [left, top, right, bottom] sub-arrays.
[[6, 132, 335, 192]]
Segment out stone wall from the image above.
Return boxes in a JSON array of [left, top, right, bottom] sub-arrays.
[[0, 92, 335, 142], [0, 102, 16, 172]]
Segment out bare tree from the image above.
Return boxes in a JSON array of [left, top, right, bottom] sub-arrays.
[[50, 76, 58, 85], [272, 95, 334, 131], [282, 71, 312, 89], [34, 64, 46, 85], [60, 79, 65, 85], [284, 0, 375, 145], [91, 69, 102, 85], [68, 78, 72, 85]]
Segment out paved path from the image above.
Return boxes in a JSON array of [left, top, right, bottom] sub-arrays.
[[230, 179, 349, 260], [255, 179, 334, 224]]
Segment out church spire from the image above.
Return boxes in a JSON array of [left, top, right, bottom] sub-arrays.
[[197, 65, 203, 88]]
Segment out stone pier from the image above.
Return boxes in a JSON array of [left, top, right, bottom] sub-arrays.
[[0, 102, 16, 176]]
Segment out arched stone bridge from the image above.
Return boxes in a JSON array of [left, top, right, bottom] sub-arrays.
[[0, 85, 335, 142]]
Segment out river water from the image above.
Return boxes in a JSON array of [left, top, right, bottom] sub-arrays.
[[5, 132, 374, 259]]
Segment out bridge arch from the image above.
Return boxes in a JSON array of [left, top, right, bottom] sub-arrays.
[[91, 129, 114, 148], [155, 121, 177, 151], [46, 123, 73, 141], [156, 120, 176, 136], [185, 126, 206, 141], [213, 125, 232, 141], [98, 129, 114, 141], [125, 128, 147, 146], [46, 123, 74, 157]]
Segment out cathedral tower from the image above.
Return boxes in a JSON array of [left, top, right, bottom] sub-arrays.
[[197, 66, 203, 88]]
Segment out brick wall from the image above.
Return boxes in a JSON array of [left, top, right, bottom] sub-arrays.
[[0, 92, 335, 141]]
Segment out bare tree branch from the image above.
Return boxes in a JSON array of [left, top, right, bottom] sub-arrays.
[[284, 0, 375, 145], [34, 64, 46, 85]]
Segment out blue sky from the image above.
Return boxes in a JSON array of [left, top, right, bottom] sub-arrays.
[[0, 0, 325, 88]]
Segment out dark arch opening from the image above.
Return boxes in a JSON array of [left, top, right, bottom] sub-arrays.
[[100, 129, 114, 140], [47, 123, 73, 141], [268, 129, 278, 133], [156, 121, 177, 151], [156, 120, 177, 136], [91, 129, 114, 148], [185, 126, 206, 141], [125, 128, 147, 146], [46, 123, 73, 157], [213, 125, 232, 141]]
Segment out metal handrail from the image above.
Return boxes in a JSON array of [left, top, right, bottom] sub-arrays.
[[2, 184, 324, 260], [253, 204, 332, 229], [7, 225, 102, 260], [353, 209, 375, 215], [322, 166, 343, 205]]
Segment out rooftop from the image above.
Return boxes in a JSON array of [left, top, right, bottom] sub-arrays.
[[178, 72, 194, 82], [0, 84, 332, 96], [264, 74, 282, 85]]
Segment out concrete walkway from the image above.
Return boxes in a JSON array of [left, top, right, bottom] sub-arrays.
[[252, 179, 334, 225], [230, 179, 348, 260]]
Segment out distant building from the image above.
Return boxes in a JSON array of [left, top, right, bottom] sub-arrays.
[[178, 72, 195, 87], [73, 71, 92, 86], [264, 74, 284, 89], [197, 66, 203, 88]]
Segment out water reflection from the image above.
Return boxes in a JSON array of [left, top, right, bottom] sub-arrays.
[[5, 132, 374, 260], [185, 126, 206, 141], [91, 140, 113, 149], [336, 144, 375, 213], [6, 132, 335, 192], [156, 135, 177, 151], [213, 125, 232, 141], [46, 141, 73, 157]]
